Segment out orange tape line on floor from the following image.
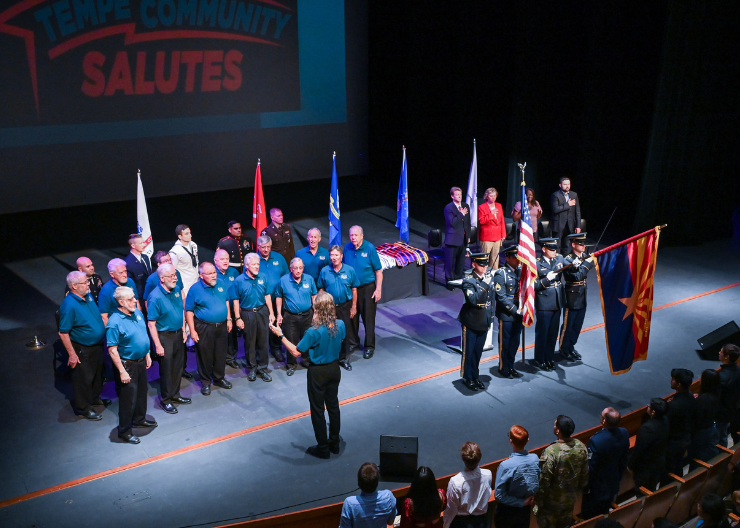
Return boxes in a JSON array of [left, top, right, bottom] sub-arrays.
[[2, 280, 738, 510]]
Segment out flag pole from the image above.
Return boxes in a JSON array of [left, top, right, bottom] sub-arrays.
[[517, 162, 527, 364]]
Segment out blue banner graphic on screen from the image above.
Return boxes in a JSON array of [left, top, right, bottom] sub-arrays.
[[0, 0, 299, 125]]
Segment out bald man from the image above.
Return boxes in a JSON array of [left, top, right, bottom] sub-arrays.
[[65, 256, 104, 304]]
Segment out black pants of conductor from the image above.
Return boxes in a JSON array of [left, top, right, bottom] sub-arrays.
[[307, 360, 341, 456]]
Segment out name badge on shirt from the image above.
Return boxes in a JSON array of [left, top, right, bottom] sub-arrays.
[[319, 256, 325, 260], [303, 283, 309, 289], [273, 261, 278, 266], [218, 287, 224, 292], [136, 315, 142, 321], [258, 280, 264, 285], [361, 253, 367, 257], [341, 274, 347, 279], [175, 293, 180, 298], [229, 277, 235, 281]]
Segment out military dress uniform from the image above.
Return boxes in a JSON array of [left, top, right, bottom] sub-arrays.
[[262, 222, 296, 263], [559, 234, 595, 361], [217, 235, 254, 273], [533, 239, 566, 371], [494, 248, 523, 378], [458, 253, 495, 391]]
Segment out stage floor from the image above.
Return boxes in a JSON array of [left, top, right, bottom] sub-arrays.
[[0, 210, 738, 528]]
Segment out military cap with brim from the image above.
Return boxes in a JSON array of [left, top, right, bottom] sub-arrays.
[[538, 238, 559, 250], [566, 233, 588, 244], [501, 245, 518, 257], [470, 252, 489, 265]]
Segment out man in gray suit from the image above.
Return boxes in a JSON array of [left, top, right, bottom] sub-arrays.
[[550, 177, 581, 255]]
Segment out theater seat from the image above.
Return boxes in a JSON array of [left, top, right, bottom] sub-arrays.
[[608, 498, 643, 528], [634, 482, 679, 528], [665, 467, 708, 525], [427, 229, 445, 283], [572, 514, 605, 528]]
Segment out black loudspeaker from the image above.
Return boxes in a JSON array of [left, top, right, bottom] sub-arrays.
[[697, 321, 740, 360], [379, 435, 418, 479]]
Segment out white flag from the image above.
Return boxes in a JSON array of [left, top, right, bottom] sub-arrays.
[[466, 140, 478, 227], [137, 170, 154, 258]]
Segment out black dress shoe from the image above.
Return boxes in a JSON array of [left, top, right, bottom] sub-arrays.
[[257, 369, 272, 382], [134, 420, 158, 428], [287, 366, 296, 376], [339, 360, 352, 371], [214, 379, 232, 389], [93, 398, 111, 407], [363, 349, 374, 359], [247, 370, 257, 381], [571, 350, 582, 360], [530, 360, 544, 370], [463, 379, 479, 391], [273, 351, 286, 363], [173, 396, 191, 404], [182, 371, 193, 379], [201, 384, 211, 395], [162, 403, 178, 414], [306, 445, 330, 459], [328, 443, 340, 455], [510, 369, 523, 378], [499, 369, 514, 379], [226, 359, 239, 369], [474, 379, 485, 390], [120, 434, 140, 444], [80, 409, 102, 421]]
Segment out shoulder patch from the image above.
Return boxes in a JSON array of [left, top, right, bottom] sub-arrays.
[[495, 283, 502, 291]]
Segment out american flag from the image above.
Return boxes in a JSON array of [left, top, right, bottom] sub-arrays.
[[517, 182, 537, 327]]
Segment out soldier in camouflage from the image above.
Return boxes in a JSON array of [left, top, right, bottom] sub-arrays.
[[534, 415, 589, 528]]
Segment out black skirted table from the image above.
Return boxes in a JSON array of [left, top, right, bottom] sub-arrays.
[[378, 263, 428, 304]]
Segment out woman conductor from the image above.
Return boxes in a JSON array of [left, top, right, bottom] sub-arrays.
[[270, 291, 344, 459]]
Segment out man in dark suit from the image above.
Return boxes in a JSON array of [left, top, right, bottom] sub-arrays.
[[582, 407, 630, 518], [124, 234, 153, 308], [444, 186, 472, 284], [664, 368, 696, 479], [628, 398, 669, 494], [717, 344, 740, 446], [550, 177, 581, 255]]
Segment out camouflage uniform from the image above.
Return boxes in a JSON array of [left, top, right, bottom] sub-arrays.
[[534, 438, 589, 528]]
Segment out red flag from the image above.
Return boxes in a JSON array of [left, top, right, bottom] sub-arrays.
[[252, 160, 267, 236]]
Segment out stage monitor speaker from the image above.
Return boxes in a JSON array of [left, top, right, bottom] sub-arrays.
[[697, 321, 740, 360], [379, 435, 418, 479]]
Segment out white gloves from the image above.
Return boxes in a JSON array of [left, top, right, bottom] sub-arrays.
[[546, 271, 558, 281]]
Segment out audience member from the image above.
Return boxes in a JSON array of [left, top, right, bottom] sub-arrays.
[[185, 262, 232, 395], [257, 235, 289, 362], [494, 425, 540, 528], [477, 187, 506, 270], [64, 257, 104, 304], [340, 462, 397, 528], [550, 177, 581, 255], [718, 344, 740, 447], [59, 271, 109, 420], [124, 234, 153, 306], [295, 227, 330, 281], [582, 407, 630, 519], [628, 398, 669, 494], [697, 493, 732, 528], [665, 368, 696, 478], [107, 286, 155, 444], [534, 415, 589, 528], [98, 258, 140, 325], [343, 225, 383, 360], [169, 224, 199, 296], [512, 186, 543, 242], [443, 186, 471, 284], [217, 220, 254, 274], [689, 369, 721, 467], [261, 208, 296, 263], [400, 466, 446, 528], [443, 441, 492, 528], [214, 248, 240, 369]]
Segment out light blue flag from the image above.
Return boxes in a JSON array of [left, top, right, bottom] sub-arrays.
[[395, 146, 409, 243], [329, 152, 342, 247]]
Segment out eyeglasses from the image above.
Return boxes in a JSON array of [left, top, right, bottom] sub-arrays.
[[162, 274, 178, 279]]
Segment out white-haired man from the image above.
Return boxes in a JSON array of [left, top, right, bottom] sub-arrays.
[[295, 227, 330, 281], [98, 258, 140, 325]]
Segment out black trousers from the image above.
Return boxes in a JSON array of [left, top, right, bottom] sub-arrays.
[[581, 495, 612, 519], [554, 222, 574, 256], [449, 513, 487, 528], [335, 301, 352, 361], [283, 309, 313, 365], [494, 503, 530, 528], [194, 318, 227, 386], [158, 330, 184, 404], [116, 358, 148, 437], [243, 306, 269, 370], [534, 310, 560, 364], [499, 318, 523, 373], [560, 307, 586, 354], [461, 326, 487, 382], [226, 303, 239, 361], [349, 282, 377, 350], [307, 361, 341, 455], [444, 243, 467, 282], [70, 341, 104, 414], [269, 297, 282, 353]]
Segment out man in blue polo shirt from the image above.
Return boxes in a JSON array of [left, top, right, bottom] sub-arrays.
[[107, 286, 155, 444], [59, 271, 109, 420], [233, 253, 276, 382], [257, 235, 289, 362], [147, 263, 190, 414], [295, 227, 330, 281], [143, 251, 184, 306], [185, 262, 233, 396], [215, 248, 241, 369], [318, 245, 359, 371], [98, 258, 140, 325], [343, 225, 383, 360], [274, 257, 317, 376]]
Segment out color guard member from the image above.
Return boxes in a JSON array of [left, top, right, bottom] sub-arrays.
[[494, 246, 523, 379]]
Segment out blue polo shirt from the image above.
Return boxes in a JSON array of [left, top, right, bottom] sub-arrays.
[[343, 241, 382, 286], [258, 251, 289, 296], [185, 279, 229, 323], [230, 272, 269, 310], [274, 274, 317, 314], [297, 320, 345, 365], [143, 269, 184, 301], [98, 279, 138, 315], [295, 246, 330, 280], [106, 309, 150, 360], [317, 264, 360, 304], [59, 292, 106, 346], [218, 267, 239, 305], [147, 284, 184, 332]]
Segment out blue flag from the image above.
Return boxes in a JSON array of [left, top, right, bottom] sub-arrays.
[[395, 147, 409, 243], [329, 152, 342, 247]]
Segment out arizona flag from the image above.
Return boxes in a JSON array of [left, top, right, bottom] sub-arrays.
[[594, 227, 662, 374], [136, 170, 154, 258], [253, 160, 267, 236]]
